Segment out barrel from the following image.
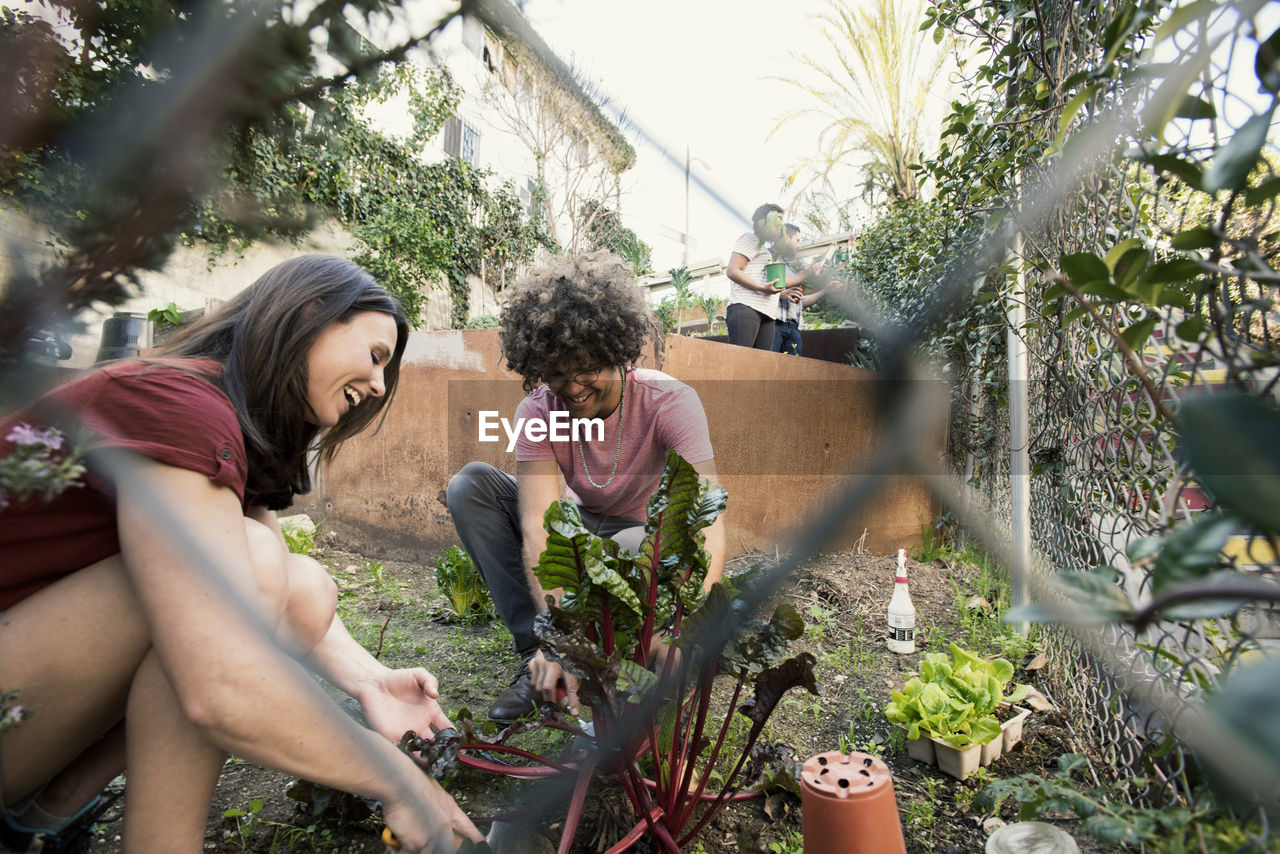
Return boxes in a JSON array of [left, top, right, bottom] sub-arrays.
[[95, 312, 150, 363]]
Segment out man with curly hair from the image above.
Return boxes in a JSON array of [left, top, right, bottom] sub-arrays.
[[447, 252, 727, 721]]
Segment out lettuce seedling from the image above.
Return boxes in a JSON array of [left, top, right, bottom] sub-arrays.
[[444, 452, 818, 854], [434, 545, 495, 623], [884, 642, 1030, 748]]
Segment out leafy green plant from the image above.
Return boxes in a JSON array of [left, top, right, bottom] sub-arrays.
[[0, 424, 85, 511], [884, 642, 1029, 747], [146, 302, 184, 330], [279, 518, 320, 556], [433, 545, 495, 623], [979, 754, 1258, 852], [405, 453, 818, 853]]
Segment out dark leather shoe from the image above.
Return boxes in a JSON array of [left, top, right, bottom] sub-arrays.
[[488, 665, 536, 722]]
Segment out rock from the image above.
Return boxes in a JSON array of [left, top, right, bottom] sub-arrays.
[[277, 513, 316, 534], [983, 816, 1007, 835]]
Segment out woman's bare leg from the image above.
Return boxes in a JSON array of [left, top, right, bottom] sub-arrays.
[[0, 557, 148, 808], [121, 652, 226, 853]]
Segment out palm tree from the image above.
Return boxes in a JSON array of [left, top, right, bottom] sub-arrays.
[[772, 0, 956, 222]]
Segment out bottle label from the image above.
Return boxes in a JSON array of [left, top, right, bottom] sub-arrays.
[[888, 625, 915, 642]]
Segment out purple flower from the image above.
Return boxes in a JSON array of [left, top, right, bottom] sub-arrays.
[[5, 423, 63, 451], [5, 423, 42, 446]]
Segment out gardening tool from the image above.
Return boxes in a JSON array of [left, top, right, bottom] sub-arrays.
[[380, 825, 494, 852]]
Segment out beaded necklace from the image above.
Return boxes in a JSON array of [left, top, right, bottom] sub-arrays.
[[578, 369, 625, 489]]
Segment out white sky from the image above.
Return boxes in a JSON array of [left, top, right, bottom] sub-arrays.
[[521, 0, 861, 272]]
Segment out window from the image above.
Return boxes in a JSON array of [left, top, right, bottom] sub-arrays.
[[443, 116, 481, 167]]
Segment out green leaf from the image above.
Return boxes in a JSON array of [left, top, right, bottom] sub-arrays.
[[1139, 154, 1205, 189], [1245, 176, 1280, 207], [1141, 29, 1226, 142], [1112, 246, 1150, 291], [1056, 84, 1099, 149], [1203, 104, 1278, 192], [1120, 315, 1158, 348], [1149, 512, 1238, 593], [1174, 94, 1217, 120], [1060, 252, 1110, 284], [1142, 258, 1202, 286], [1256, 24, 1280, 94], [1170, 226, 1216, 249], [1205, 657, 1280, 779], [1179, 393, 1280, 534], [1105, 238, 1146, 274], [1160, 571, 1254, 620], [1155, 0, 1218, 44], [1175, 317, 1205, 341], [1051, 567, 1134, 621]]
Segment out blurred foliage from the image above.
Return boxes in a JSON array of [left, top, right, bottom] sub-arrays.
[[0, 0, 552, 358], [580, 198, 652, 276]]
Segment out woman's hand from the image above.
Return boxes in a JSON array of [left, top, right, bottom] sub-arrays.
[[381, 773, 484, 853], [357, 668, 455, 746]]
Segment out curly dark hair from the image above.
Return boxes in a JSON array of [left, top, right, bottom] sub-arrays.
[[499, 251, 656, 392]]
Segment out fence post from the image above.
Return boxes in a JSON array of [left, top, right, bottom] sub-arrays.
[[1007, 231, 1030, 631]]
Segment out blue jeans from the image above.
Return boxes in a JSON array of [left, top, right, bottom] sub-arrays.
[[773, 319, 802, 355], [445, 461, 644, 659]]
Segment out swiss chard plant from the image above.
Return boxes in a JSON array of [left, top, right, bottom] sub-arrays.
[[433, 545, 495, 623], [408, 452, 818, 853], [884, 642, 1029, 748]]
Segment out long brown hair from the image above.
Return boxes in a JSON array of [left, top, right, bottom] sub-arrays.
[[157, 255, 409, 509]]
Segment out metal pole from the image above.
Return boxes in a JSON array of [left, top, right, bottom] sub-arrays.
[[683, 145, 690, 267], [1007, 231, 1031, 630]]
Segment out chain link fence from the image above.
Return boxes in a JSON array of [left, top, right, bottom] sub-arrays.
[[938, 0, 1280, 838]]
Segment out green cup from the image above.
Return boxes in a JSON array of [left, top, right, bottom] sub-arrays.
[[765, 262, 787, 290]]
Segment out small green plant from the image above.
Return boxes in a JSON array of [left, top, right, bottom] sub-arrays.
[[979, 754, 1257, 852], [765, 829, 804, 853], [222, 795, 264, 850], [433, 546, 495, 623], [804, 603, 834, 644], [147, 301, 184, 329], [0, 424, 85, 511], [884, 642, 1029, 747], [902, 796, 936, 830], [279, 518, 320, 556]]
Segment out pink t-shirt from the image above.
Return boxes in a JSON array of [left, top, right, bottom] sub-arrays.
[[513, 368, 714, 521]]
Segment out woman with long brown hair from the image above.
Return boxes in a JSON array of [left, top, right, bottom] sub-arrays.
[[0, 255, 481, 853]]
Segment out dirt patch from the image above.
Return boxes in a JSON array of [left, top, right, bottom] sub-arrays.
[[73, 542, 1100, 854]]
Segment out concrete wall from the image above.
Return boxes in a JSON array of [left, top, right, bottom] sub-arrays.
[[294, 330, 942, 561]]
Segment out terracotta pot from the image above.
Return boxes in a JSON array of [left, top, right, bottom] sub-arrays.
[[800, 751, 907, 854]]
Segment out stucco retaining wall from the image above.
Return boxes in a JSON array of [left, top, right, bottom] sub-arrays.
[[295, 330, 943, 561]]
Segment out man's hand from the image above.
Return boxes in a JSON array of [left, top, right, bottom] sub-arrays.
[[528, 649, 580, 716], [356, 668, 454, 746], [781, 285, 805, 303]]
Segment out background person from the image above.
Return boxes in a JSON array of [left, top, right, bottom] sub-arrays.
[[724, 203, 807, 350], [0, 255, 482, 854], [773, 223, 836, 357], [446, 251, 727, 722]]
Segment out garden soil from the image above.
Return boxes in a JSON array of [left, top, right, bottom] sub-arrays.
[[74, 541, 1104, 854]]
